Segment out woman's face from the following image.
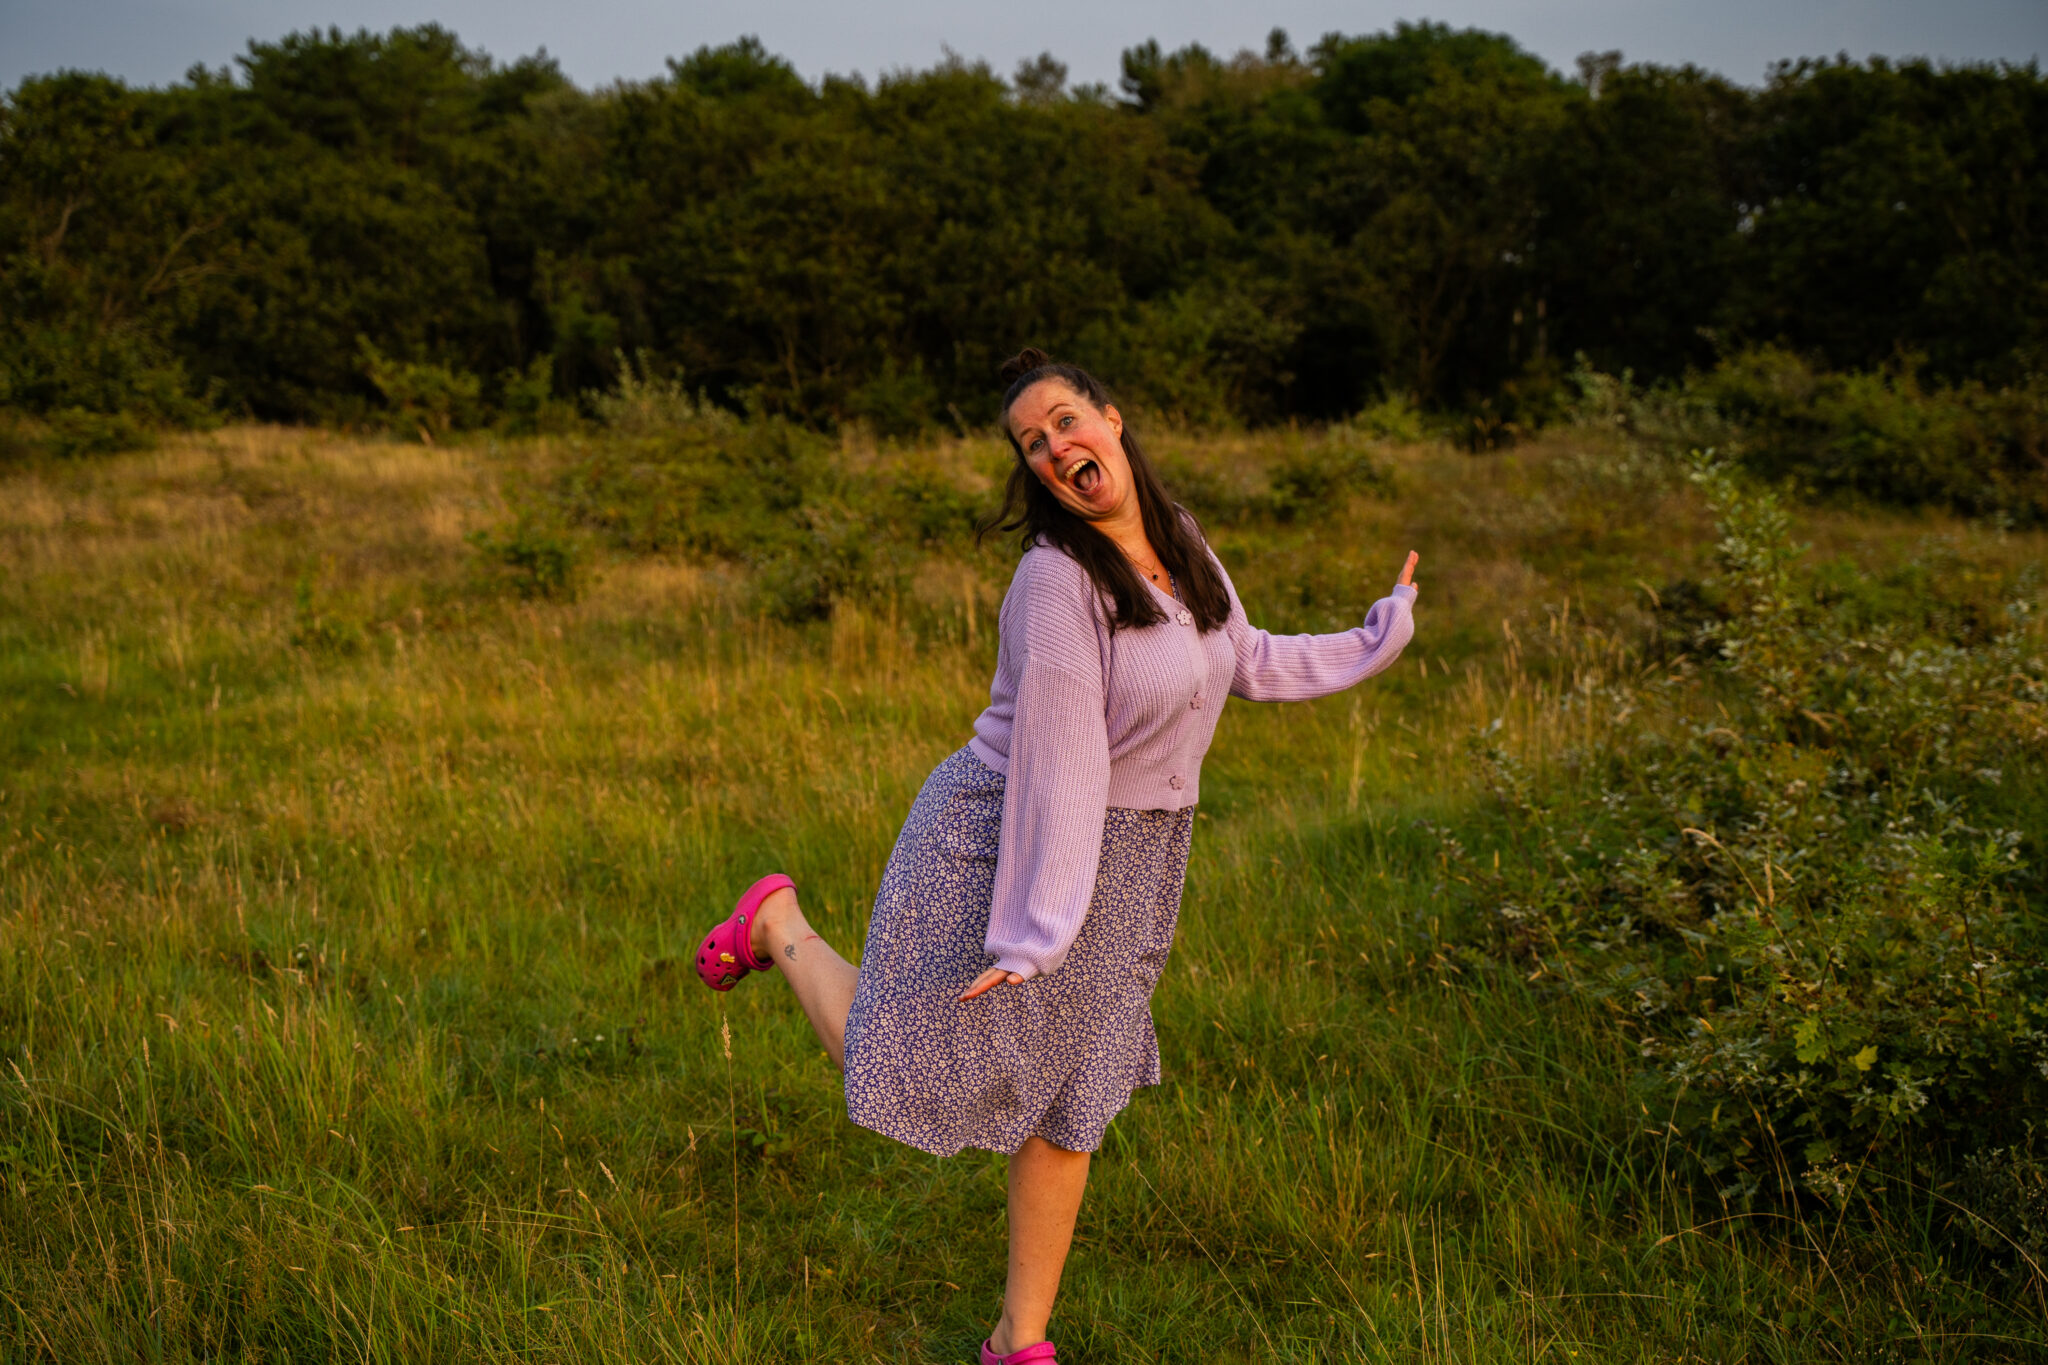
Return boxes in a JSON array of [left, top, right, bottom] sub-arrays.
[[1007, 378, 1133, 524]]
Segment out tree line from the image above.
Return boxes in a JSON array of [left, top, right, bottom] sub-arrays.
[[2, 23, 2043, 434]]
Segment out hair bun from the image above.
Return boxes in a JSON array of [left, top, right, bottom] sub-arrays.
[[998, 346, 1052, 386]]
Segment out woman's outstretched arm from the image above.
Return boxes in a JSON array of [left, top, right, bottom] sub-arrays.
[[1224, 550, 1420, 702]]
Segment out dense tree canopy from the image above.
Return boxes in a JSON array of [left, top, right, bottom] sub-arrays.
[[2, 23, 2042, 429]]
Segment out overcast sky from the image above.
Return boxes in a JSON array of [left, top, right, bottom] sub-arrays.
[[5, 0, 2042, 94]]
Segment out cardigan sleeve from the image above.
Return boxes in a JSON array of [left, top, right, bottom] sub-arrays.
[[1219, 554, 1417, 702], [983, 552, 1113, 981]]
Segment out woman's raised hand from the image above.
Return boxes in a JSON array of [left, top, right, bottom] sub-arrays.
[[1398, 550, 1420, 593], [959, 965, 1024, 1002]]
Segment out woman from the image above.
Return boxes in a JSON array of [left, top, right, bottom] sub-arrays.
[[694, 349, 1419, 1363]]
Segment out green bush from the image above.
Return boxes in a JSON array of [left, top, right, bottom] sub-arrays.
[[41, 407, 155, 458], [0, 313, 212, 456], [1448, 456, 2048, 1200], [1575, 349, 2048, 522], [1070, 283, 1304, 428], [1702, 348, 2048, 520], [494, 356, 578, 436], [543, 364, 985, 621], [1263, 430, 1395, 522], [466, 513, 583, 600], [1959, 1138, 2048, 1277], [581, 351, 701, 438], [0, 314, 211, 430], [1160, 422, 1396, 527], [358, 336, 483, 439]]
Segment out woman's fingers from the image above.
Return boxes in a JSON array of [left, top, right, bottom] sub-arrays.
[[1398, 550, 1420, 588], [958, 967, 1022, 1002]]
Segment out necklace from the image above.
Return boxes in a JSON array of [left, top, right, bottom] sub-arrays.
[[1131, 552, 1177, 601]]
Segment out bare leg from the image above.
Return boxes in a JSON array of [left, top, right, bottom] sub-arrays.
[[750, 887, 859, 1069], [989, 1136, 1091, 1355]]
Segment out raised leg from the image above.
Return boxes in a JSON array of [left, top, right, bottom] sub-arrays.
[[989, 1136, 1092, 1356], [750, 887, 859, 1070]]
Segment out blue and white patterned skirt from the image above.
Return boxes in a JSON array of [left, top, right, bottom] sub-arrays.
[[842, 746, 1193, 1156]]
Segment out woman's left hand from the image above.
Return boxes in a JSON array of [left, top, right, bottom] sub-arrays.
[[959, 966, 1024, 1001]]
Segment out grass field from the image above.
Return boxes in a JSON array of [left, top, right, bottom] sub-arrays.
[[1, 424, 2042, 1362]]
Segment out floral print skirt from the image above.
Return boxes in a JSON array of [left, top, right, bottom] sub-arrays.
[[842, 746, 1193, 1156]]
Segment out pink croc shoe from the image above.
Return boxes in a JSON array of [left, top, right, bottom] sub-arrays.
[[695, 874, 794, 991], [981, 1341, 1056, 1365]]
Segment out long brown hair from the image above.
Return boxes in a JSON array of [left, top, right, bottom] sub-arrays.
[[981, 347, 1231, 635]]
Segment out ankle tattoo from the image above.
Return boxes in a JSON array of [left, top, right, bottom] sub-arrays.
[[783, 943, 797, 961]]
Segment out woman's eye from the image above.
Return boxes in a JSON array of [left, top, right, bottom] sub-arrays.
[[1058, 415, 1073, 428]]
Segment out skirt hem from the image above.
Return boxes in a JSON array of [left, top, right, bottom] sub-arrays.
[[845, 1074, 1162, 1158]]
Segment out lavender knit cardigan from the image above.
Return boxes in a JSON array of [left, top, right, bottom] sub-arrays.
[[966, 541, 1417, 980]]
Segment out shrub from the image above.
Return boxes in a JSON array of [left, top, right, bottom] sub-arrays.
[[1701, 348, 2048, 520], [494, 356, 578, 436], [1071, 283, 1304, 428], [544, 362, 984, 621], [358, 336, 483, 439], [1263, 434, 1394, 522], [41, 407, 155, 458], [0, 315, 212, 430], [1958, 1138, 2048, 1278], [1448, 455, 2048, 1201], [1353, 392, 1428, 445], [0, 311, 213, 457], [582, 351, 701, 437], [1161, 422, 1395, 526], [1573, 348, 2048, 522], [466, 514, 583, 600]]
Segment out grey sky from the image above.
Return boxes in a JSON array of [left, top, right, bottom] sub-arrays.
[[4, 0, 2042, 94]]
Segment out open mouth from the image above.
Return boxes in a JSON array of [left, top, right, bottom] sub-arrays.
[[1067, 458, 1102, 494]]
